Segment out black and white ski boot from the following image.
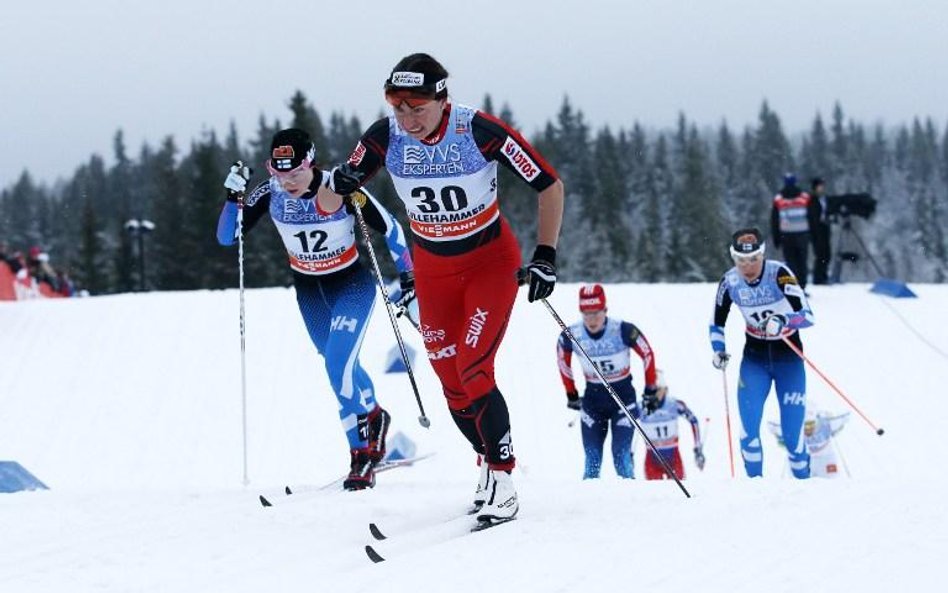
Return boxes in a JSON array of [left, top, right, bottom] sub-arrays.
[[476, 469, 518, 523], [343, 448, 377, 491], [367, 406, 391, 464], [469, 455, 490, 514]]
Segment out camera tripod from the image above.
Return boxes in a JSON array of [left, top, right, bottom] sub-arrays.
[[830, 214, 885, 283]]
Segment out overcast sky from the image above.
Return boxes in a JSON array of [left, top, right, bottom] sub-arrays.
[[2, 0, 946, 186]]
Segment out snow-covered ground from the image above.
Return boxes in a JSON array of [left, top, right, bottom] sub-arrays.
[[1, 282, 946, 592]]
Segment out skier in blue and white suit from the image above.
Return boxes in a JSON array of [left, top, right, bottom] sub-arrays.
[[709, 227, 814, 479], [557, 284, 659, 479], [216, 128, 414, 491]]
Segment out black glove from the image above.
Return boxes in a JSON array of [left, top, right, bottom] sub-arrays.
[[525, 245, 557, 302], [694, 447, 706, 471], [328, 163, 365, 196], [566, 390, 582, 410], [642, 385, 660, 413], [394, 271, 416, 310]]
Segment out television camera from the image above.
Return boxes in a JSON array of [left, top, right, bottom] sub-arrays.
[[824, 192, 876, 220], [823, 192, 883, 282]]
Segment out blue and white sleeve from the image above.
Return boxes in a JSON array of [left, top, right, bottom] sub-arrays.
[[777, 265, 815, 330], [216, 201, 240, 246], [709, 277, 731, 352], [215, 182, 271, 246], [361, 189, 413, 274]]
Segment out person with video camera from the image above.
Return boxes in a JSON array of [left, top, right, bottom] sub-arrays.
[[809, 177, 832, 285], [770, 173, 820, 290]]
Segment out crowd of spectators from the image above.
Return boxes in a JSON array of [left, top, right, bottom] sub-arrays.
[[0, 240, 77, 299]]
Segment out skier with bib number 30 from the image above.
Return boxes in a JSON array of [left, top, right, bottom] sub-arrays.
[[318, 53, 565, 525], [216, 128, 415, 491]]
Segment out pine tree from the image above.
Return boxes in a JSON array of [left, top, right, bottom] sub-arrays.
[[78, 190, 104, 293], [249, 114, 280, 173], [625, 124, 651, 280], [731, 128, 763, 228], [800, 113, 830, 185], [941, 123, 948, 188], [492, 103, 534, 257], [753, 101, 794, 230], [148, 136, 189, 290], [68, 157, 112, 293], [240, 117, 292, 288], [634, 130, 664, 282], [481, 94, 495, 116], [4, 92, 947, 285], [905, 119, 947, 280], [715, 121, 739, 225], [548, 97, 595, 278], [326, 111, 363, 165], [2, 172, 42, 249], [223, 121, 243, 165], [287, 90, 328, 161], [184, 130, 234, 288], [640, 134, 673, 280], [830, 103, 848, 184], [668, 116, 729, 280], [110, 130, 137, 292], [588, 126, 630, 281]]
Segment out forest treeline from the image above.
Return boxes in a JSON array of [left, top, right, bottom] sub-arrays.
[[1, 90, 945, 295]]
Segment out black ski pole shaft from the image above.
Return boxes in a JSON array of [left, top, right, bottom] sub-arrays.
[[351, 191, 430, 428]]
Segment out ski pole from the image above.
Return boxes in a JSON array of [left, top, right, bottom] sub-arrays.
[[780, 335, 884, 436], [520, 274, 690, 498], [545, 298, 689, 497], [832, 437, 853, 478], [699, 416, 710, 460], [236, 189, 250, 486], [394, 302, 420, 332], [720, 369, 736, 478], [351, 191, 430, 428]]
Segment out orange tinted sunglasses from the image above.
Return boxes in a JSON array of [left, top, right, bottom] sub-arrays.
[[384, 89, 436, 108]]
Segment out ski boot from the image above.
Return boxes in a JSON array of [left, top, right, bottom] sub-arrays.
[[343, 448, 376, 491], [469, 455, 490, 514], [367, 406, 391, 464], [476, 469, 519, 523]]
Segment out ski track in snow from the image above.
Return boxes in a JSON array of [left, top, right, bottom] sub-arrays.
[[1, 283, 947, 592]]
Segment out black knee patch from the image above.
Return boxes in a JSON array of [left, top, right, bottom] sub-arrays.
[[450, 404, 485, 454], [475, 388, 515, 469]]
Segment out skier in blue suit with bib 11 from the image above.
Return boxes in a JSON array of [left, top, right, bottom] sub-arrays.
[[710, 228, 814, 479]]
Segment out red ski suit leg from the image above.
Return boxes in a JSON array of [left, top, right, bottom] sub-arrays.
[[413, 220, 522, 410], [413, 220, 522, 470], [644, 449, 685, 480]]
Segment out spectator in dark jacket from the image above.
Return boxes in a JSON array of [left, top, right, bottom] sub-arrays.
[[809, 177, 832, 285]]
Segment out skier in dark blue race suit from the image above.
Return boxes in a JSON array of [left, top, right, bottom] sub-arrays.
[[556, 284, 659, 479], [710, 228, 814, 479], [216, 128, 415, 491]]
